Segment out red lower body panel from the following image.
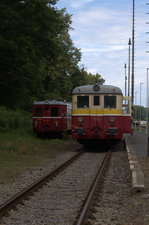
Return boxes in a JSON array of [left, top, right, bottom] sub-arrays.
[[33, 118, 67, 134], [72, 115, 131, 141]]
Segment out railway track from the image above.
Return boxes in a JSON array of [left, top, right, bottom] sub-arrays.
[[0, 150, 84, 219], [0, 147, 112, 225], [75, 149, 111, 225]]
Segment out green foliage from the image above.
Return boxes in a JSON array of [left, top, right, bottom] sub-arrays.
[[0, 1, 105, 109], [71, 67, 105, 91], [0, 106, 32, 133], [133, 105, 147, 121]]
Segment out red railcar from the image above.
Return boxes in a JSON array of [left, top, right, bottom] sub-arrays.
[[71, 84, 132, 146], [33, 100, 72, 137]]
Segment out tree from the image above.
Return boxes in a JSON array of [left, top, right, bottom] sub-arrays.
[[0, 1, 105, 108], [133, 105, 147, 121]]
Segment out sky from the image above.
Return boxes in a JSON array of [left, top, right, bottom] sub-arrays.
[[56, 0, 149, 107]]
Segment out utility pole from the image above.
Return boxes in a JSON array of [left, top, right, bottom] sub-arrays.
[[135, 91, 137, 129], [131, 0, 135, 135], [147, 3, 149, 53], [147, 69, 149, 134], [139, 83, 143, 132], [147, 68, 149, 156], [124, 64, 127, 97], [128, 39, 131, 97], [147, 3, 149, 155], [131, 0, 135, 104]]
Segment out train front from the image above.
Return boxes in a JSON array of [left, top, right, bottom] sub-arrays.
[[32, 100, 71, 137], [71, 83, 131, 145]]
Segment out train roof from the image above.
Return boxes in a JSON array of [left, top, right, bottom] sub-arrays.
[[72, 84, 122, 95], [33, 100, 72, 107]]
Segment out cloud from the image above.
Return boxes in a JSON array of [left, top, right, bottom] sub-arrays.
[[70, 0, 95, 9], [57, 0, 148, 106], [71, 6, 132, 49], [81, 45, 127, 54]]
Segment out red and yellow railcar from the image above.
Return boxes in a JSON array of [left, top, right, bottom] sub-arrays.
[[71, 84, 131, 145], [33, 100, 72, 137]]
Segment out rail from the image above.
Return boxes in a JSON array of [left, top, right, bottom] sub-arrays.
[[0, 149, 84, 218], [75, 149, 112, 225]]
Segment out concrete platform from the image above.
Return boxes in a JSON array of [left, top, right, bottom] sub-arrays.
[[124, 131, 147, 193]]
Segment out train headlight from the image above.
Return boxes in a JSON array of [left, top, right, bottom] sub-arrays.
[[34, 120, 38, 128], [78, 117, 83, 127], [78, 117, 83, 122], [109, 117, 115, 122], [55, 121, 58, 126]]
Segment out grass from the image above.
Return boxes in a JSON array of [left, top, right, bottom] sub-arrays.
[[133, 127, 146, 132], [0, 106, 80, 181], [0, 130, 79, 182]]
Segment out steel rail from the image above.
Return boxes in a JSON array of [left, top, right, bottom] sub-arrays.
[[76, 150, 112, 225], [0, 149, 84, 218]]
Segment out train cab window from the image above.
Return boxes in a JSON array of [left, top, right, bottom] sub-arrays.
[[94, 96, 100, 106], [104, 96, 116, 108], [44, 107, 49, 111], [35, 107, 42, 117], [77, 96, 89, 108], [51, 107, 58, 117]]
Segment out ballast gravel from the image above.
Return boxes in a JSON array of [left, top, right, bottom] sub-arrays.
[[0, 151, 105, 225], [88, 142, 149, 225], [0, 141, 149, 225], [0, 151, 78, 205]]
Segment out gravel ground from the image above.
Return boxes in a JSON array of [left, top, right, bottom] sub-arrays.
[[0, 141, 149, 225], [0, 151, 106, 225], [0, 150, 78, 205], [88, 142, 149, 225]]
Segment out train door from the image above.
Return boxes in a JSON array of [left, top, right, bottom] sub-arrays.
[[44, 105, 50, 117], [51, 106, 59, 131], [62, 105, 67, 130], [89, 95, 103, 138]]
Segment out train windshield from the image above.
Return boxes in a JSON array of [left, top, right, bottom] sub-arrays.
[[77, 96, 89, 108], [51, 107, 58, 117], [35, 107, 42, 117], [104, 96, 116, 108]]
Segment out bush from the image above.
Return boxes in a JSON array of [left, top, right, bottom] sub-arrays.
[[0, 106, 32, 133]]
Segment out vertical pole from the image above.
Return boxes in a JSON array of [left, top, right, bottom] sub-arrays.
[[124, 64, 127, 97], [128, 39, 131, 97], [147, 68, 149, 156], [139, 83, 143, 132], [131, 0, 135, 135], [132, 0, 135, 104], [146, 69, 148, 134], [135, 91, 137, 129]]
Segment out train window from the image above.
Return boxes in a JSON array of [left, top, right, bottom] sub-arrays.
[[35, 107, 42, 117], [122, 99, 130, 114], [51, 107, 58, 117], [77, 96, 89, 108], [94, 96, 100, 106], [104, 96, 116, 108], [62, 107, 65, 117], [44, 107, 49, 111]]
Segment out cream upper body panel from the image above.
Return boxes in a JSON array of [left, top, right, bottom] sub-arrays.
[[72, 94, 123, 115], [72, 84, 132, 116]]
